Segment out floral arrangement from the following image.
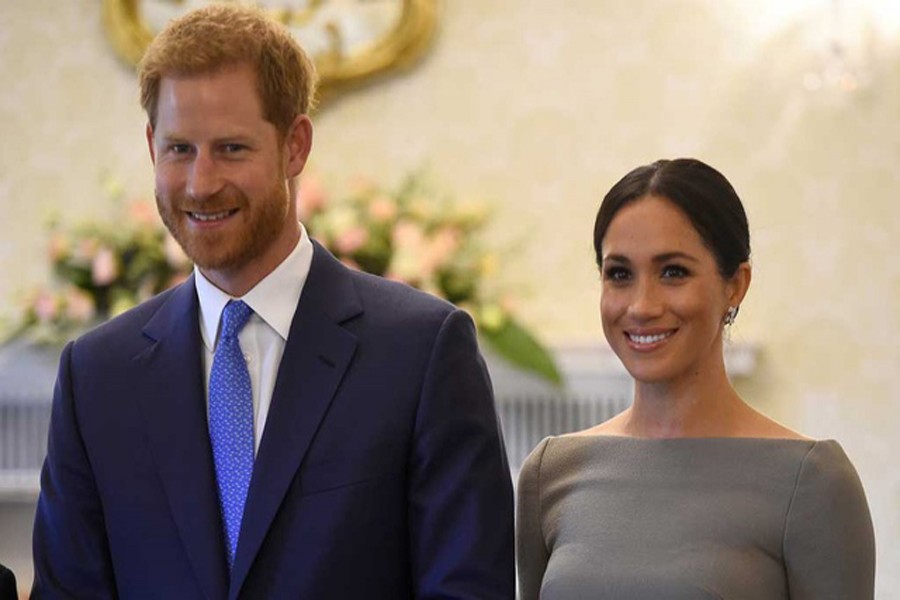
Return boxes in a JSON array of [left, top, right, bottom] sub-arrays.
[[8, 194, 192, 345], [7, 174, 561, 384], [300, 173, 560, 384]]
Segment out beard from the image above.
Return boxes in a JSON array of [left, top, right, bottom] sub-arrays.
[[156, 178, 291, 274]]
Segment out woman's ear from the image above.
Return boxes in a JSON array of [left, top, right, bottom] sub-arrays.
[[727, 261, 752, 308]]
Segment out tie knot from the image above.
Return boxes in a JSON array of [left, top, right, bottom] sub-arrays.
[[220, 300, 253, 339]]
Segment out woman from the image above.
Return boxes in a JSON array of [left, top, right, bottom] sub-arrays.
[[516, 159, 875, 599]]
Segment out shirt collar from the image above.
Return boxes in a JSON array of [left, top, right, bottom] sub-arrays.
[[195, 224, 314, 351]]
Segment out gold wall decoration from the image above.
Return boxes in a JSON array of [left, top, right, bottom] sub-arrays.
[[102, 0, 439, 105]]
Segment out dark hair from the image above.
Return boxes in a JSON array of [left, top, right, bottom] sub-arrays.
[[593, 158, 750, 279]]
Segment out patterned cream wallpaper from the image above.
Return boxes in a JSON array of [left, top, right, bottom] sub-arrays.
[[1, 0, 898, 594]]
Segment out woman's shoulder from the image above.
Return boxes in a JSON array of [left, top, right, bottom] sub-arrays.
[[794, 439, 866, 491], [518, 434, 599, 485], [520, 436, 553, 478], [782, 440, 875, 592], [521, 430, 840, 478]]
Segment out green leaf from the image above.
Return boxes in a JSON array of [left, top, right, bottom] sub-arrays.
[[480, 317, 562, 385]]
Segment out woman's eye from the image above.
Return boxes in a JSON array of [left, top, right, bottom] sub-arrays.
[[603, 266, 631, 282], [661, 265, 689, 279]]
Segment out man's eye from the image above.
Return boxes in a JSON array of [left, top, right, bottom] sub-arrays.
[[603, 266, 630, 282], [661, 265, 689, 279], [169, 144, 191, 154], [222, 143, 247, 153]]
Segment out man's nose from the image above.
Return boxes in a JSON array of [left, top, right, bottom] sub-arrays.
[[186, 151, 224, 200]]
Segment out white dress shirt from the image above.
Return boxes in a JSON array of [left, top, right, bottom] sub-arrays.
[[195, 225, 314, 453]]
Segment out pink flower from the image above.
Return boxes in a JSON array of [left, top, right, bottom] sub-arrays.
[[392, 221, 425, 251], [64, 288, 96, 322], [92, 247, 119, 286], [334, 226, 369, 255], [425, 227, 460, 269], [297, 174, 327, 219], [33, 291, 60, 323], [368, 195, 397, 222], [74, 237, 100, 263], [389, 221, 445, 282]]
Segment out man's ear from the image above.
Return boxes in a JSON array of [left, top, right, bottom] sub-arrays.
[[146, 123, 157, 165], [284, 114, 313, 178]]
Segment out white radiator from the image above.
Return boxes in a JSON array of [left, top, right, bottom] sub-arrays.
[[0, 393, 631, 492], [0, 398, 48, 497], [0, 342, 643, 497], [496, 394, 631, 475]]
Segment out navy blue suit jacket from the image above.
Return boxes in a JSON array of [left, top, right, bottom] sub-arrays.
[[0, 564, 16, 600], [33, 242, 515, 599]]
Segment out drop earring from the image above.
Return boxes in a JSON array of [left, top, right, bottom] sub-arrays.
[[723, 306, 738, 326]]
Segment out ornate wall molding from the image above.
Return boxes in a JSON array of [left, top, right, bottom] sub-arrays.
[[102, 0, 438, 105]]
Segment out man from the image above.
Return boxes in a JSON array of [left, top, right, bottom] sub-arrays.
[[0, 563, 16, 600], [32, 5, 514, 598]]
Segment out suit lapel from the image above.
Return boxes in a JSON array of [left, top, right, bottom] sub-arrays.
[[230, 243, 361, 598], [136, 278, 229, 600]]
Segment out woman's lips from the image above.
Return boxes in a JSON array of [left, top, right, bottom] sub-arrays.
[[624, 329, 676, 350]]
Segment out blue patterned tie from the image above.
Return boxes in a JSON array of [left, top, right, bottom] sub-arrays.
[[208, 300, 255, 569]]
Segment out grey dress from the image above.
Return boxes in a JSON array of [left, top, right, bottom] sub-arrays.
[[516, 436, 875, 599]]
